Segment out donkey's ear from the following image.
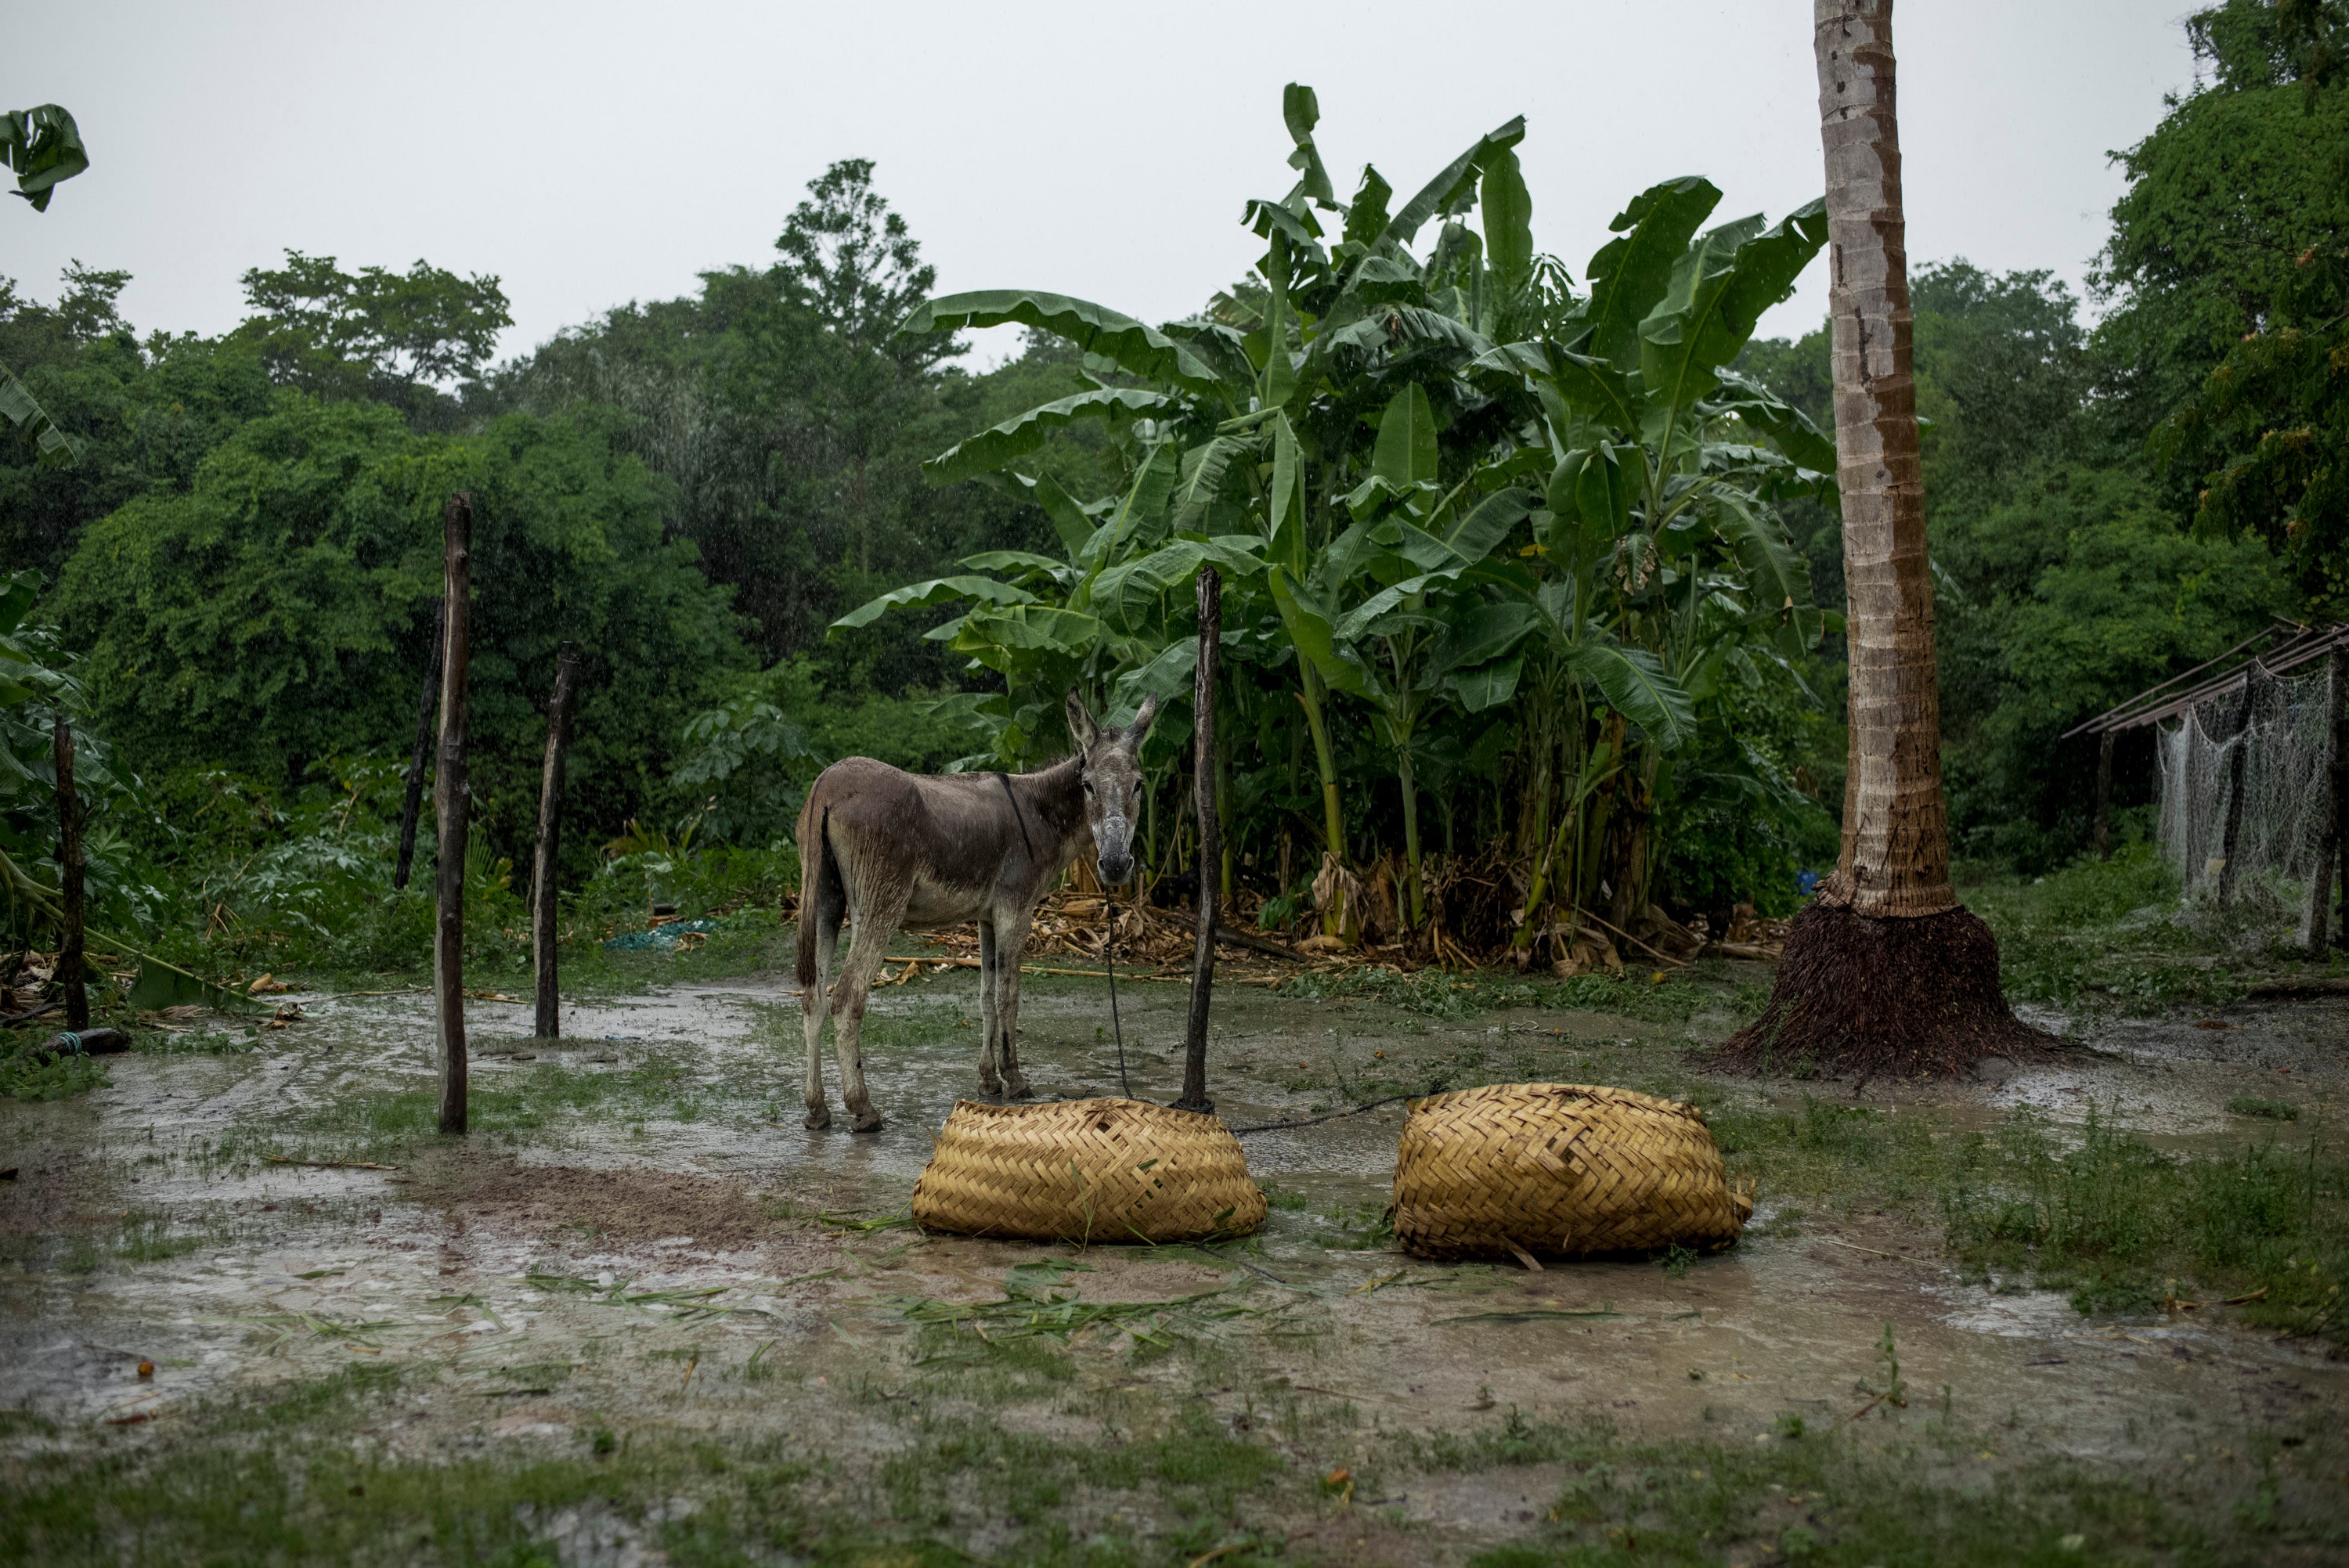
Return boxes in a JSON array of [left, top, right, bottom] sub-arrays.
[[1124, 693, 1162, 751], [1064, 687, 1099, 752]]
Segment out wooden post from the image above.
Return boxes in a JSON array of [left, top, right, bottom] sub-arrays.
[[2217, 667, 2262, 904], [392, 597, 445, 891], [433, 496, 473, 1135], [2315, 646, 2349, 953], [1176, 566, 1220, 1114], [2336, 647, 2349, 947], [532, 644, 582, 1041], [2093, 729, 2115, 862], [52, 709, 87, 1032]]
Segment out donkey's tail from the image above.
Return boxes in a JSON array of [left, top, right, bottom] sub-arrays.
[[796, 802, 838, 988]]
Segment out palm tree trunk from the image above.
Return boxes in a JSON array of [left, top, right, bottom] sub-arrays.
[[1715, 0, 2048, 1080], [1814, 0, 1954, 918]]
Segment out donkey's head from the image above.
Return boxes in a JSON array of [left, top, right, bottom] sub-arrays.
[[1066, 688, 1160, 887]]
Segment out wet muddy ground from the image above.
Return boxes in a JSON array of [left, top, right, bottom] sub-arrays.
[[4, 951, 2347, 1564]]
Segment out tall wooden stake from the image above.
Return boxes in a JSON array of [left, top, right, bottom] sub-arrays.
[[434, 496, 473, 1135], [2336, 647, 2349, 947], [1176, 566, 1221, 1114], [2217, 665, 2264, 905], [2092, 730, 2114, 862], [2311, 647, 2348, 953], [393, 597, 445, 891], [53, 709, 87, 1032], [532, 644, 583, 1040]]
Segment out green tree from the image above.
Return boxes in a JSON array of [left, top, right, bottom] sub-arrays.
[[495, 161, 1046, 679], [50, 398, 750, 862], [2094, 0, 2349, 442], [229, 251, 511, 417], [0, 267, 278, 576]]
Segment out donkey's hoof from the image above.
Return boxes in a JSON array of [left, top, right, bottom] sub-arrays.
[[848, 1110, 885, 1134], [803, 1106, 832, 1130], [1001, 1070, 1034, 1100]]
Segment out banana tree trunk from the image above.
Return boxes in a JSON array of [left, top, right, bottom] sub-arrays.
[[1717, 0, 2046, 1080], [1395, 737, 1425, 928], [1607, 747, 1660, 937], [1294, 665, 1350, 938]]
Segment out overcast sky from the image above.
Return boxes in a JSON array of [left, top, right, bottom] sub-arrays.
[[9, 1, 2199, 371]]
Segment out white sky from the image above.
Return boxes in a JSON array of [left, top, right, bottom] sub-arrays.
[[8, 1, 2198, 371]]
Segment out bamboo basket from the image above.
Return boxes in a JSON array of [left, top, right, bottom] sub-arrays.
[[1393, 1083, 1751, 1260], [911, 1098, 1266, 1243]]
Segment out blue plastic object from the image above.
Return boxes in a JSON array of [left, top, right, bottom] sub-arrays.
[[602, 919, 717, 952]]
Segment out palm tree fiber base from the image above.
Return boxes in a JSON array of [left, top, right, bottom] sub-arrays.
[[1705, 903, 2059, 1082]]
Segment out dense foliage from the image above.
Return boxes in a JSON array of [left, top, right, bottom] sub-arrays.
[[0, 1, 2336, 985], [847, 94, 1842, 951]]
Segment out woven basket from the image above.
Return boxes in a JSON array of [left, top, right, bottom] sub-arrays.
[[911, 1098, 1266, 1243], [1393, 1083, 1752, 1260]]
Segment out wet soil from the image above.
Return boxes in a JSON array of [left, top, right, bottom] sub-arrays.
[[4, 958, 2347, 1563]]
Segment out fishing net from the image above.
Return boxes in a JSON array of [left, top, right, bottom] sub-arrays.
[[2154, 660, 2337, 937]]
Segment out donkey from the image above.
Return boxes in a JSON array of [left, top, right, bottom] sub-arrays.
[[792, 689, 1160, 1130]]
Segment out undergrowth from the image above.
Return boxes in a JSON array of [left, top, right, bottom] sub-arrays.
[[1968, 845, 2347, 1011]]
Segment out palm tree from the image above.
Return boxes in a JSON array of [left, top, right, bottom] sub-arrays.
[[1718, 0, 2046, 1079]]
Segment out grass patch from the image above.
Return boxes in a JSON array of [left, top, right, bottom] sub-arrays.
[[1451, 1411, 2318, 1566], [887, 1259, 1284, 1356], [238, 1057, 749, 1163], [1940, 1108, 2349, 1328], [1968, 844, 2349, 1011], [0, 1048, 108, 1102], [2228, 1096, 2300, 1122], [0, 1364, 839, 1567], [1716, 1094, 2349, 1339]]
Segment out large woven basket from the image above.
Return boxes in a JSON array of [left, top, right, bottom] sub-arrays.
[[911, 1098, 1267, 1243], [1393, 1083, 1752, 1260]]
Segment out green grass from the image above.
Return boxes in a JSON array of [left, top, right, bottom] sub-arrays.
[[217, 1056, 756, 1165], [7, 1313, 2339, 1566], [1714, 1093, 2349, 1337], [2228, 1095, 2300, 1121], [1967, 844, 2348, 1011], [1452, 1411, 2322, 1566]]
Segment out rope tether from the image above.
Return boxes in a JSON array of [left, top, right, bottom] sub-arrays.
[[993, 773, 1034, 863], [1104, 884, 1130, 1099]]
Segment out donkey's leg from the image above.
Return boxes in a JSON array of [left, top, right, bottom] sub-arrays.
[[992, 903, 1036, 1100], [801, 903, 842, 1130], [828, 885, 906, 1133], [975, 917, 1004, 1095]]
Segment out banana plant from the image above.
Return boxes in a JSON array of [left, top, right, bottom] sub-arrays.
[[831, 438, 1263, 767], [1467, 179, 1841, 936], [854, 85, 1839, 955], [886, 87, 1535, 915]]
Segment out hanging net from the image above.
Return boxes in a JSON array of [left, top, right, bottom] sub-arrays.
[[2154, 660, 2337, 935]]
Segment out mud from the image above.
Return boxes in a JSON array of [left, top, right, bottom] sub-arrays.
[[4, 959, 2347, 1562]]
